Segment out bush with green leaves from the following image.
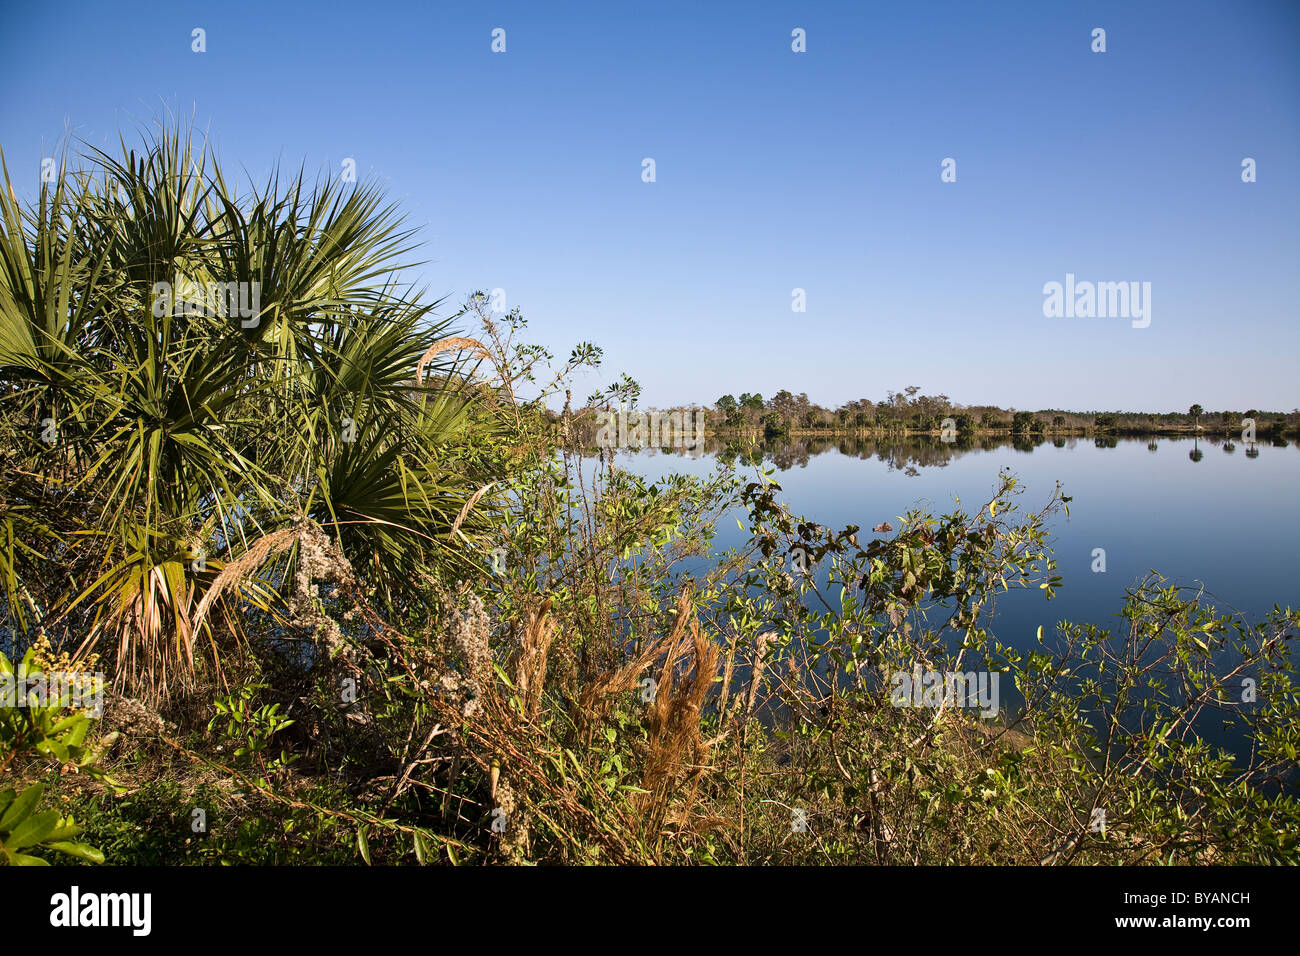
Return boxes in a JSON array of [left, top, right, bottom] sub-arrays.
[[207, 683, 297, 783], [708, 473, 1300, 864], [0, 648, 112, 865]]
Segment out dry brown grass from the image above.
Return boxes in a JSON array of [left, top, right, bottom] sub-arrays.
[[511, 598, 555, 722], [639, 607, 719, 836], [405, 585, 735, 862]]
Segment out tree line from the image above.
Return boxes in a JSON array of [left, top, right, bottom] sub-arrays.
[[703, 388, 1298, 439]]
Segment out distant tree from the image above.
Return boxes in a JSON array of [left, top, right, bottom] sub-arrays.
[[739, 392, 764, 411], [1189, 404, 1203, 429], [911, 393, 951, 421], [883, 390, 910, 416], [1012, 411, 1035, 434], [841, 399, 876, 427], [760, 411, 787, 439], [715, 394, 737, 415], [795, 392, 816, 427], [1052, 415, 1065, 429], [769, 389, 797, 419]]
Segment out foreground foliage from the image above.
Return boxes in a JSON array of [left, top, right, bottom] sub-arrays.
[[2, 125, 1296, 865], [0, 125, 508, 701], [1, 649, 112, 864]]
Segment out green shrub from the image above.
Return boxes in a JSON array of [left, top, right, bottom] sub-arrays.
[[0, 649, 112, 865]]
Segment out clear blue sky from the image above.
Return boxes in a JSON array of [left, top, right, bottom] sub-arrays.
[[2, 0, 1297, 412]]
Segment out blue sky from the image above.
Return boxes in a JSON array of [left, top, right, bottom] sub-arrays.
[[2, 0, 1297, 412]]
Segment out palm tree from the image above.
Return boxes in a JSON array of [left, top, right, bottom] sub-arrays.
[[1189, 404, 1203, 431], [0, 125, 507, 700]]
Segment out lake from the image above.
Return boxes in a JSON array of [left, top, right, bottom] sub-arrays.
[[616, 433, 1300, 655]]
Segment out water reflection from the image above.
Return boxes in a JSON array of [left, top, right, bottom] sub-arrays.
[[616, 434, 1289, 476], [616, 432, 1292, 474]]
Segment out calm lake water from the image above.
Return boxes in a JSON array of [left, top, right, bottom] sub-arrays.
[[617, 434, 1300, 653]]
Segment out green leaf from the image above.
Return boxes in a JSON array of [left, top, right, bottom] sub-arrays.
[[9, 851, 50, 866], [0, 783, 43, 832], [44, 817, 84, 842], [356, 825, 371, 865], [44, 841, 105, 864], [7, 808, 60, 849]]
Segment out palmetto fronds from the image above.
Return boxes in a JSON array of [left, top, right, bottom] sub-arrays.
[[0, 124, 506, 700]]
